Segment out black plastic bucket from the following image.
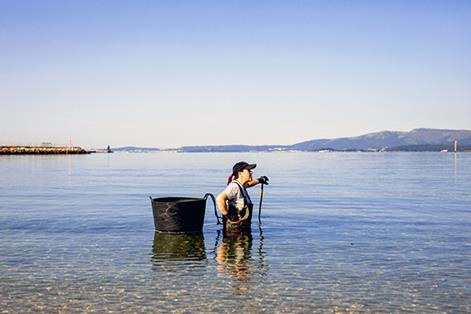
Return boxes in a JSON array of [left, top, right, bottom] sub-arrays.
[[150, 194, 216, 233]]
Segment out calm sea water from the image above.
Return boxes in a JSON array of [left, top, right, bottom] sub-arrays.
[[1, 152, 470, 313]]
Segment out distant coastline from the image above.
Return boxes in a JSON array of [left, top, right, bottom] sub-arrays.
[[3, 128, 471, 155], [115, 128, 471, 153], [113, 145, 471, 153]]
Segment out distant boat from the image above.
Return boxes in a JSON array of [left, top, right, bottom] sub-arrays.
[[440, 149, 448, 153]]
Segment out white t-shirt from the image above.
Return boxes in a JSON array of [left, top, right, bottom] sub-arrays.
[[224, 181, 252, 211]]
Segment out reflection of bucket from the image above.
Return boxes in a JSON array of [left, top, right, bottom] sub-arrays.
[[150, 194, 216, 233], [152, 232, 206, 260]]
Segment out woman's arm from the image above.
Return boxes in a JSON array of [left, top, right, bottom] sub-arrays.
[[245, 179, 260, 187], [216, 191, 229, 216], [245, 176, 269, 188]]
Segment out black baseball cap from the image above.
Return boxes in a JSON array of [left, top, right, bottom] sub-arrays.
[[232, 161, 256, 174]]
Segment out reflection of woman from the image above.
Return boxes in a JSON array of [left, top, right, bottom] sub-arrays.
[[216, 161, 268, 235], [215, 232, 253, 290]]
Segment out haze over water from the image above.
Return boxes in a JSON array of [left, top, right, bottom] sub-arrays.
[[1, 152, 470, 312]]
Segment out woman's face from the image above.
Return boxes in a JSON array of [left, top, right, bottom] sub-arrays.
[[238, 168, 253, 182]]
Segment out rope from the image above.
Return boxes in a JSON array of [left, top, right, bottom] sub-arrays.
[[204, 193, 222, 225]]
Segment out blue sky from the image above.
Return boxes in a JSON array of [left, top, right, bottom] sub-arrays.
[[1, 0, 470, 148]]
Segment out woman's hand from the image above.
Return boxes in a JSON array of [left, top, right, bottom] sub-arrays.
[[257, 176, 269, 185]]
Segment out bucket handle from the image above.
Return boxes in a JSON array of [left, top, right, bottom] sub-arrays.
[[204, 193, 222, 225]]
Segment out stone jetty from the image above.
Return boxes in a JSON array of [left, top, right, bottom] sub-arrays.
[[0, 146, 89, 155]]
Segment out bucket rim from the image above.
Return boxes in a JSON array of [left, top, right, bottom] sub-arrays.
[[151, 196, 205, 203]]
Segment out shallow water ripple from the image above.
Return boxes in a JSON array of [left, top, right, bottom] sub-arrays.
[[1, 153, 470, 312]]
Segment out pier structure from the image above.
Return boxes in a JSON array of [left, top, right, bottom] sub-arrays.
[[0, 145, 89, 155]]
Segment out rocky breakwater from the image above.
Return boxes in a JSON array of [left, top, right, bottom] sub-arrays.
[[0, 146, 89, 155]]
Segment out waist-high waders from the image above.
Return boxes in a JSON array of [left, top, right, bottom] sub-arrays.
[[223, 181, 253, 236]]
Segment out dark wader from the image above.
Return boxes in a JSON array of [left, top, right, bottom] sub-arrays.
[[223, 181, 253, 236]]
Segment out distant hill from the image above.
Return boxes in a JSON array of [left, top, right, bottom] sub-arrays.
[[290, 128, 471, 151], [111, 128, 471, 153]]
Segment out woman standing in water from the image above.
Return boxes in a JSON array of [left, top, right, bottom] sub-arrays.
[[216, 161, 268, 234]]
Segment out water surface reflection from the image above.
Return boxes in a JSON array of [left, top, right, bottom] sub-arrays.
[[214, 227, 268, 294], [151, 232, 206, 260], [151, 232, 207, 273]]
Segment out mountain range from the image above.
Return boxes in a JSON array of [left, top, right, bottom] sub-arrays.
[[290, 128, 471, 151], [112, 128, 471, 152]]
